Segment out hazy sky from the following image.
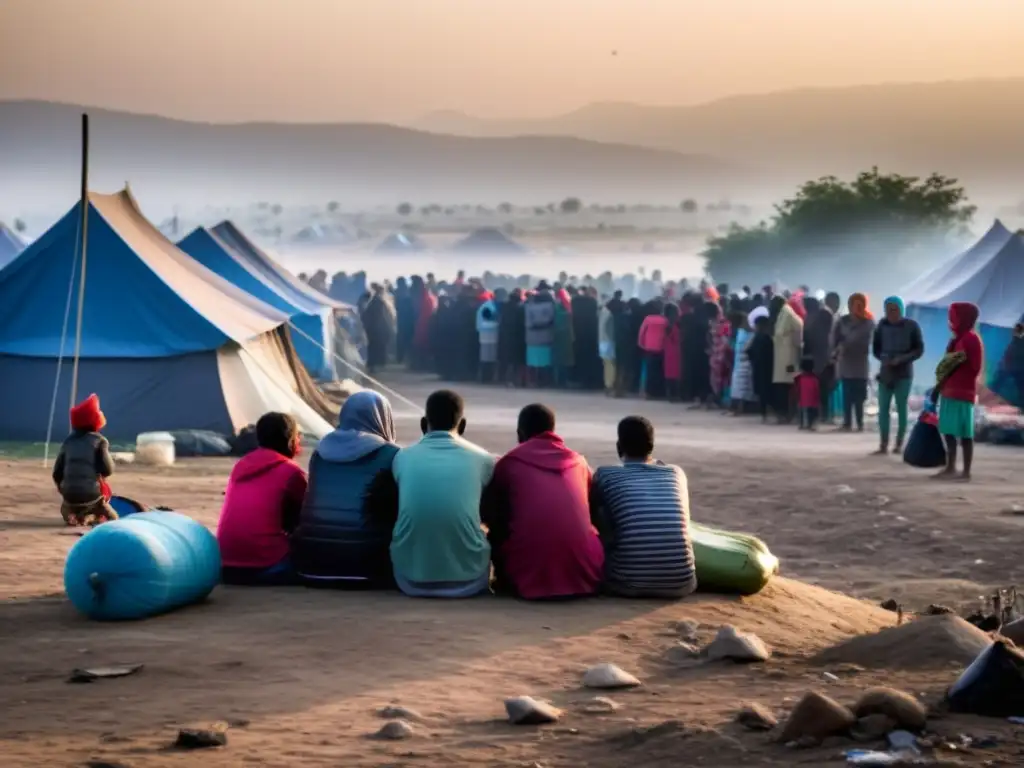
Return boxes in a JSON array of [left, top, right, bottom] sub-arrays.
[[2, 0, 1023, 123]]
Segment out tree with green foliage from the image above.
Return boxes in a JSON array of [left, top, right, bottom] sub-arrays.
[[703, 168, 975, 282]]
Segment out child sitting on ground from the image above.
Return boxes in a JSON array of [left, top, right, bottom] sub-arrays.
[[795, 356, 821, 430], [217, 412, 308, 586], [53, 393, 117, 526]]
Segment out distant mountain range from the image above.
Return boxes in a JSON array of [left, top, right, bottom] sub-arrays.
[[0, 101, 749, 215], [413, 79, 1024, 196]]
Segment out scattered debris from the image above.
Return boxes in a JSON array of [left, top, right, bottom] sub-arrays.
[[822, 672, 840, 683], [735, 702, 778, 731], [1002, 504, 1024, 516], [173, 729, 227, 750], [664, 642, 701, 665], [372, 720, 415, 740], [68, 664, 144, 684], [879, 599, 899, 612], [705, 626, 770, 663], [673, 619, 700, 641], [582, 663, 641, 689], [833, 485, 856, 496], [924, 604, 954, 616], [609, 719, 686, 747], [778, 691, 856, 743], [885, 730, 919, 751], [505, 697, 561, 725], [854, 688, 927, 731], [579, 696, 619, 715]]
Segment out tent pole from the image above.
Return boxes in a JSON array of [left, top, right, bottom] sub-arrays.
[[69, 113, 90, 408]]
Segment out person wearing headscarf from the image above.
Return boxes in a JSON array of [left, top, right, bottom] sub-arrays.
[[292, 391, 400, 587], [394, 277, 416, 365], [935, 302, 984, 481], [598, 295, 617, 394], [771, 295, 804, 422], [553, 292, 575, 388], [803, 294, 838, 423], [637, 302, 670, 399], [745, 307, 774, 420], [476, 293, 500, 383], [663, 304, 683, 401], [871, 296, 925, 454], [572, 287, 602, 390], [360, 284, 395, 374], [524, 282, 557, 387], [830, 293, 876, 431], [684, 295, 713, 405], [411, 279, 438, 371], [729, 307, 758, 411], [498, 288, 527, 386], [709, 302, 734, 407]]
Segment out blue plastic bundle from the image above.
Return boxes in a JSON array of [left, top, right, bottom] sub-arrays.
[[63, 511, 221, 621], [108, 495, 146, 518], [903, 390, 947, 469]]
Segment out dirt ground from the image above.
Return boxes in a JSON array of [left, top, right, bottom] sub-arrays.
[[2, 374, 1024, 767]]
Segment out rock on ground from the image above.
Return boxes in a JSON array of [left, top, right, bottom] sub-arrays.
[[778, 691, 856, 743], [850, 713, 898, 741], [377, 705, 423, 722], [372, 720, 415, 740], [853, 687, 927, 731], [705, 626, 771, 663], [504, 696, 562, 725], [579, 696, 620, 715], [582, 663, 641, 689], [735, 702, 778, 731]]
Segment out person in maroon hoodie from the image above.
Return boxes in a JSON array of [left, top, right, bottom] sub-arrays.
[[935, 302, 985, 481], [484, 404, 604, 600]]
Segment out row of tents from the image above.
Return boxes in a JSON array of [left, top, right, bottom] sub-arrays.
[[374, 227, 528, 254], [904, 219, 1024, 396], [0, 188, 363, 442]]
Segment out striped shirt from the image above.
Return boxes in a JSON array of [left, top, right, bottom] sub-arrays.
[[592, 461, 697, 597]]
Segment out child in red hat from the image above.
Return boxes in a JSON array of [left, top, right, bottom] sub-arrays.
[[52, 393, 117, 526]]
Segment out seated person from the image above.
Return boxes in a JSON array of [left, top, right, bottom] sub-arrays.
[[217, 412, 307, 586], [53, 393, 117, 526], [387, 390, 495, 597], [485, 404, 603, 600], [292, 390, 400, 587], [590, 416, 697, 598]]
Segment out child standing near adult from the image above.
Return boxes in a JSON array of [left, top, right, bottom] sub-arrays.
[[746, 311, 774, 422], [794, 357, 821, 430], [935, 302, 984, 481]]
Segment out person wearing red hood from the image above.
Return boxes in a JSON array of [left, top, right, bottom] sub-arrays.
[[217, 412, 308, 585], [485, 404, 604, 600], [53, 393, 116, 526], [936, 302, 984, 481]]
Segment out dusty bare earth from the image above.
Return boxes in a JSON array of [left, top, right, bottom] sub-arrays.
[[2, 373, 1024, 767]]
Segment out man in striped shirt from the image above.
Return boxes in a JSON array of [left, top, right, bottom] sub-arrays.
[[590, 416, 697, 598]]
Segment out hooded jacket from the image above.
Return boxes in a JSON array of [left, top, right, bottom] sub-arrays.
[[487, 433, 603, 600], [53, 394, 113, 505], [217, 447, 308, 569], [871, 297, 924, 382], [524, 292, 556, 347], [941, 302, 984, 403]]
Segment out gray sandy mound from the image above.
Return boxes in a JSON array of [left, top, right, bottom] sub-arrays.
[[815, 613, 991, 669]]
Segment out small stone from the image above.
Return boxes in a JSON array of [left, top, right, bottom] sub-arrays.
[[579, 696, 619, 715], [1002, 504, 1024, 516], [822, 672, 840, 683], [664, 642, 701, 664], [372, 720, 415, 740], [925, 604, 955, 615], [504, 696, 561, 725], [173, 729, 227, 749], [735, 702, 778, 731], [778, 691, 856, 743], [833, 485, 855, 495], [225, 717, 250, 728], [854, 687, 927, 732], [879, 598, 900, 612], [705, 626, 771, 663], [582, 663, 641, 689], [377, 705, 423, 722], [851, 714, 898, 741], [674, 619, 700, 640]]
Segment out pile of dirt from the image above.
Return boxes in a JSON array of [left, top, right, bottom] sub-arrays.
[[815, 613, 992, 670]]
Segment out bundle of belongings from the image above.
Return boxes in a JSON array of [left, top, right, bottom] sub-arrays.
[[903, 388, 946, 468]]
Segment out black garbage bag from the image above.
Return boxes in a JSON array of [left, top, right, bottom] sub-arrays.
[[167, 430, 233, 458], [903, 415, 947, 469], [947, 640, 1024, 717]]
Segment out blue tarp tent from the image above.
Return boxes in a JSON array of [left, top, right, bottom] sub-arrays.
[[905, 221, 1024, 387], [0, 222, 24, 269], [178, 226, 337, 380], [0, 189, 333, 441]]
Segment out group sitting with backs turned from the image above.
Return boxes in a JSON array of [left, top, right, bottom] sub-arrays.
[[214, 390, 697, 600]]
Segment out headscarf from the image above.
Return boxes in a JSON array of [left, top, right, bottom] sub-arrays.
[[747, 306, 769, 327], [788, 291, 807, 320], [849, 292, 874, 321], [704, 285, 720, 303], [946, 302, 980, 351], [315, 390, 396, 463], [555, 288, 572, 311], [883, 296, 905, 318]]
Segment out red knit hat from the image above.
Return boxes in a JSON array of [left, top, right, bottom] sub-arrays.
[[69, 393, 106, 432]]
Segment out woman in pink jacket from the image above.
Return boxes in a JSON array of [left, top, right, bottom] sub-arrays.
[[217, 412, 308, 586], [637, 306, 670, 399]]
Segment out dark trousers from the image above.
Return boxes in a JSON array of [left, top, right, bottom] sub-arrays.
[[800, 407, 819, 429], [842, 378, 868, 429], [773, 382, 793, 421]]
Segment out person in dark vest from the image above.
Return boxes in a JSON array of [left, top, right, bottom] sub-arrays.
[[52, 393, 116, 526]]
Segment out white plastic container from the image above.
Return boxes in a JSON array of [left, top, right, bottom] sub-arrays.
[[134, 431, 176, 466]]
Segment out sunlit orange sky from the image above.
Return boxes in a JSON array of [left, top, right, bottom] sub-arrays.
[[2, 0, 1022, 123]]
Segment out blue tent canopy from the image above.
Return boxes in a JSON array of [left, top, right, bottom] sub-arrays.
[[0, 189, 334, 441], [905, 221, 1024, 384], [0, 222, 25, 270], [177, 226, 336, 379]]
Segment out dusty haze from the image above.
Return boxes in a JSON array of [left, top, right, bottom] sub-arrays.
[[2, 0, 1024, 123]]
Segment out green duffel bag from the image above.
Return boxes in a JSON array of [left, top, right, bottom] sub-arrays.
[[691, 523, 780, 596]]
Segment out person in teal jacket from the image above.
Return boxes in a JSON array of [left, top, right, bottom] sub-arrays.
[[871, 296, 925, 454], [389, 390, 496, 597]]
